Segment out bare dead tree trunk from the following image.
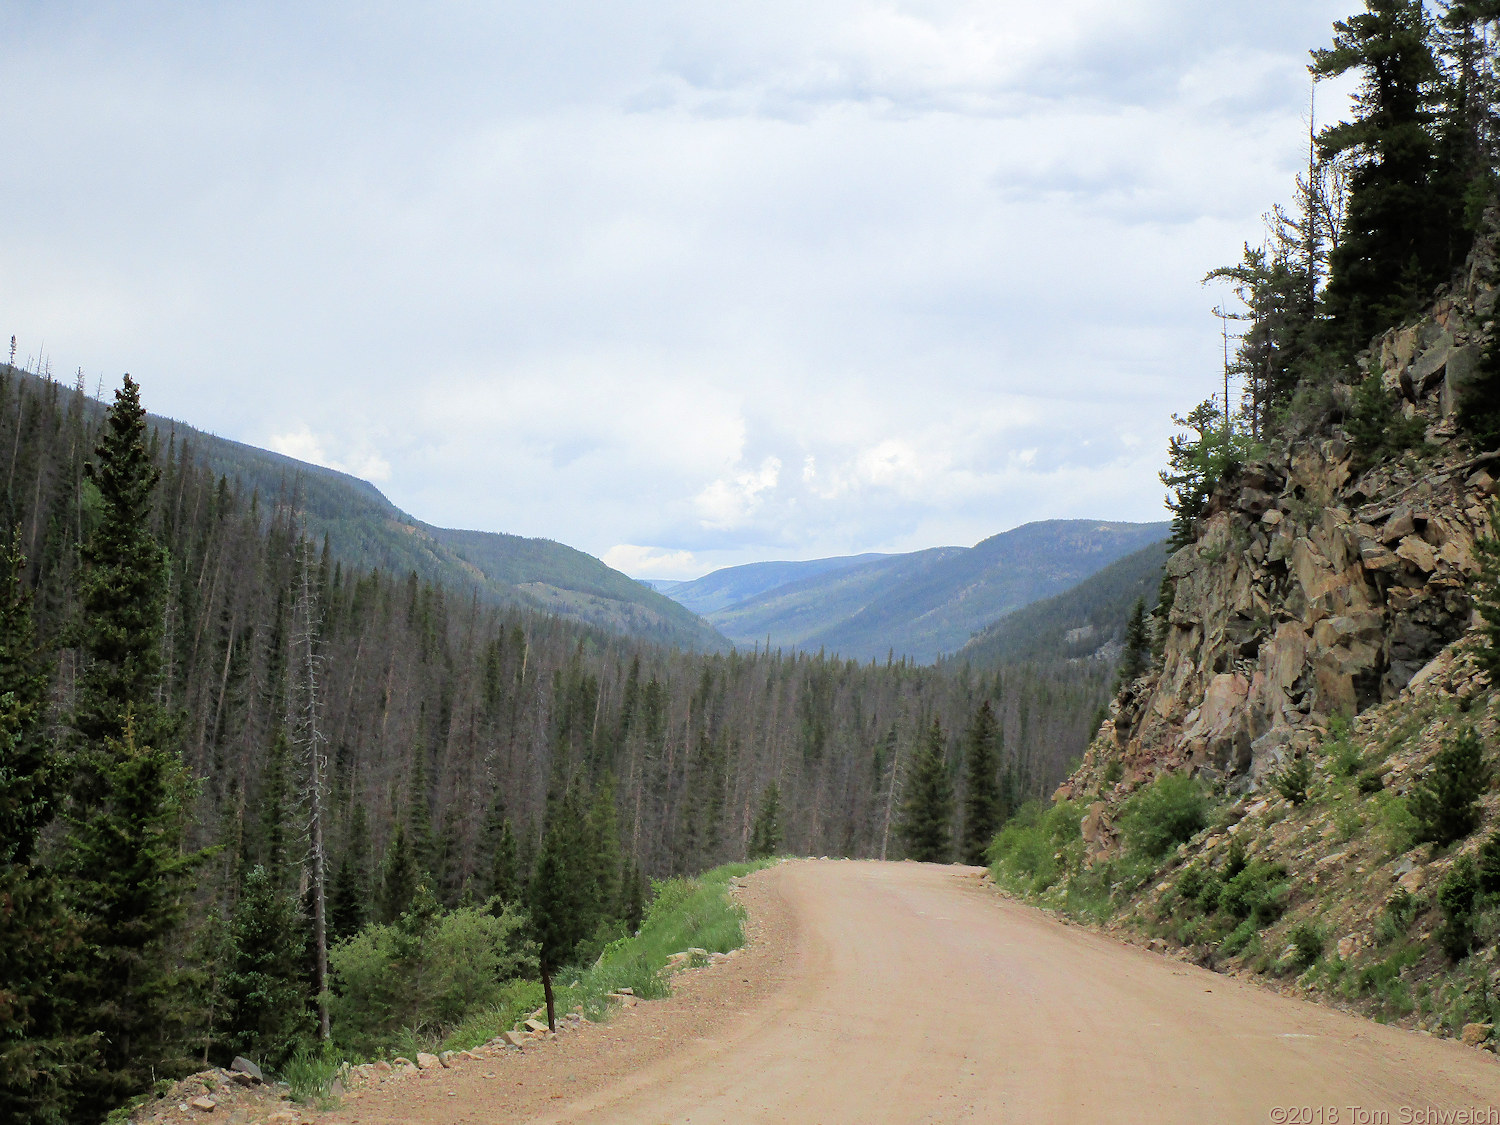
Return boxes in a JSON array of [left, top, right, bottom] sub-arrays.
[[293, 537, 331, 1041], [879, 737, 904, 862]]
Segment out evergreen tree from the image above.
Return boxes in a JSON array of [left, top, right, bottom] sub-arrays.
[[218, 866, 311, 1068], [1204, 238, 1316, 436], [61, 721, 205, 1117], [960, 702, 1003, 866], [748, 782, 783, 860], [62, 378, 205, 1119], [434, 817, 464, 908], [258, 730, 295, 892], [898, 721, 955, 864], [1312, 0, 1453, 351], [407, 749, 436, 880], [377, 825, 419, 924], [487, 818, 520, 907], [1471, 502, 1500, 677], [620, 862, 647, 933], [328, 804, 370, 942], [528, 792, 591, 1031], [1115, 599, 1152, 691], [1160, 401, 1248, 550], [586, 776, 622, 926], [0, 537, 86, 1125], [1410, 726, 1490, 845], [70, 375, 172, 765]]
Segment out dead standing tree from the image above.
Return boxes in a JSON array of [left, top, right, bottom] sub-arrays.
[[291, 535, 332, 1040]]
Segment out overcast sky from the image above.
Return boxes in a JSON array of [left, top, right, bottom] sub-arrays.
[[1, 1, 1356, 578]]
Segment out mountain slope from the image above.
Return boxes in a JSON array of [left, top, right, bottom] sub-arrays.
[[33, 377, 729, 652], [678, 520, 1169, 663], [655, 553, 890, 616], [954, 539, 1168, 667]]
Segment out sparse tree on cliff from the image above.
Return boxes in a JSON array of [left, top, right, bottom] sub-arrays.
[[1115, 599, 1152, 691]]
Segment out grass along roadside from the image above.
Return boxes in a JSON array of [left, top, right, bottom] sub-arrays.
[[284, 860, 772, 1106], [442, 860, 770, 1050]]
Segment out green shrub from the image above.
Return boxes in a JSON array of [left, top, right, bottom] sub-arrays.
[[1410, 728, 1490, 847], [1268, 754, 1312, 806], [1175, 864, 1207, 902], [1356, 946, 1420, 1017], [1118, 774, 1209, 860], [1224, 836, 1248, 880], [1221, 917, 1259, 956], [276, 1043, 351, 1109], [1325, 716, 1362, 777], [1289, 921, 1324, 969], [439, 980, 546, 1052], [1196, 873, 1225, 913], [1373, 791, 1418, 856], [1375, 889, 1418, 946], [1356, 769, 1385, 794], [1477, 831, 1500, 894], [1219, 861, 1291, 925], [1436, 856, 1479, 961], [328, 893, 533, 1056], [987, 800, 1084, 893]]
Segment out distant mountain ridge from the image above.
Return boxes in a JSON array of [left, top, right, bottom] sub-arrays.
[[662, 520, 1170, 663], [23, 374, 730, 652], [652, 553, 890, 615]]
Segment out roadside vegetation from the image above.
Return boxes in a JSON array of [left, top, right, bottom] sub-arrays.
[[274, 860, 766, 1107]]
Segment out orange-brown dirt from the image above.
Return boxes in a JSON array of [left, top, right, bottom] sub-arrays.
[[320, 860, 1497, 1124]]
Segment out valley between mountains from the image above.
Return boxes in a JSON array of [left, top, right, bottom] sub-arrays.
[[10, 5, 1500, 1124]]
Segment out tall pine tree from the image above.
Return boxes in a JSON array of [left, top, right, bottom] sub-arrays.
[[528, 791, 591, 1031], [63, 377, 206, 1119], [899, 720, 955, 864], [1313, 0, 1453, 351], [960, 703, 1002, 866]]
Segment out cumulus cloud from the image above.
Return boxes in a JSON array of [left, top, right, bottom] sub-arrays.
[[601, 544, 701, 579], [694, 456, 783, 530], [268, 425, 391, 482]]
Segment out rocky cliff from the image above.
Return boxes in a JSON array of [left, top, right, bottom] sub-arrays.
[[1071, 226, 1500, 806], [1022, 223, 1500, 1049]]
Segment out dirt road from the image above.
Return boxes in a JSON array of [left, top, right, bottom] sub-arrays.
[[327, 860, 1498, 1124]]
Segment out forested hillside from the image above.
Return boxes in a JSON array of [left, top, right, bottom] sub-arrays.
[[954, 540, 1168, 667], [7, 372, 727, 653], [0, 363, 1111, 1122], [678, 520, 1169, 662]]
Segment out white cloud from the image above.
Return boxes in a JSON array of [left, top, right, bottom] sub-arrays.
[[602, 544, 701, 579], [694, 456, 783, 530], [268, 425, 391, 482]]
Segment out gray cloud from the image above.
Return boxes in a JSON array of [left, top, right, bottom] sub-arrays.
[[1, 1, 1355, 578]]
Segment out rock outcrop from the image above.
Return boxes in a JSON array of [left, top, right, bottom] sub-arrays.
[[1067, 229, 1499, 801]]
